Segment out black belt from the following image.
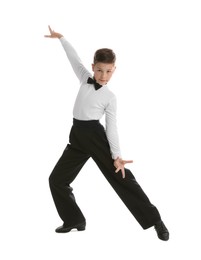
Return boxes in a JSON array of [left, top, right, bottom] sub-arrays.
[[73, 118, 100, 128]]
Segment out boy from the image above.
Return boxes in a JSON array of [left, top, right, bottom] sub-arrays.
[[44, 26, 169, 241]]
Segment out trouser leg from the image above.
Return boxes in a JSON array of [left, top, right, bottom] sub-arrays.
[[90, 125, 161, 229], [49, 144, 90, 226]]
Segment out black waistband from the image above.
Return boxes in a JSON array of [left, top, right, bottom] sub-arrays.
[[73, 118, 100, 127]]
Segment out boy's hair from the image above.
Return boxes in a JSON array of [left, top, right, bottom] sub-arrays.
[[93, 48, 116, 64]]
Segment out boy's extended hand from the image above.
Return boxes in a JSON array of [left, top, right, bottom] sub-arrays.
[[44, 25, 63, 39], [114, 157, 133, 179]]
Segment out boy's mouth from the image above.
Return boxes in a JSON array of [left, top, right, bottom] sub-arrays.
[[99, 80, 107, 84]]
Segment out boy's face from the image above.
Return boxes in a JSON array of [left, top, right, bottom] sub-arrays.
[[92, 63, 116, 85]]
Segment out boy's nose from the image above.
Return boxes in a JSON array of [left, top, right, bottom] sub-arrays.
[[101, 72, 107, 79]]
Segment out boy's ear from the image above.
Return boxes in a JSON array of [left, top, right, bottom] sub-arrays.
[[92, 64, 95, 72]]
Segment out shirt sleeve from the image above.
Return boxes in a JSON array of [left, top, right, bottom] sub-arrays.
[[105, 96, 122, 160], [59, 37, 90, 83]]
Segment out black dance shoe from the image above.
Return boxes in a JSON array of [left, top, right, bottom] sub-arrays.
[[154, 221, 169, 241], [55, 222, 86, 233]]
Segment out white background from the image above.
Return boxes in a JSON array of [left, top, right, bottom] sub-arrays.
[[0, 0, 201, 259]]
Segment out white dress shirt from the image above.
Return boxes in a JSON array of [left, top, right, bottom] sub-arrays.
[[59, 37, 121, 159]]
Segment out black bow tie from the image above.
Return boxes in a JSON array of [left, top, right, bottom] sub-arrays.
[[87, 77, 103, 91]]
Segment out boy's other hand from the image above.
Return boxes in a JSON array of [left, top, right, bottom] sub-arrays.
[[114, 157, 133, 179]]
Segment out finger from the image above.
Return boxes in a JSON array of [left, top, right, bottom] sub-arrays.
[[48, 25, 52, 34], [121, 168, 125, 178], [124, 160, 133, 164], [115, 167, 121, 173]]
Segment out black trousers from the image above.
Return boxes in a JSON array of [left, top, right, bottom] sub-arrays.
[[49, 119, 161, 229]]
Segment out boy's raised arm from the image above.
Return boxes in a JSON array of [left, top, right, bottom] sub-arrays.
[[44, 25, 90, 84]]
